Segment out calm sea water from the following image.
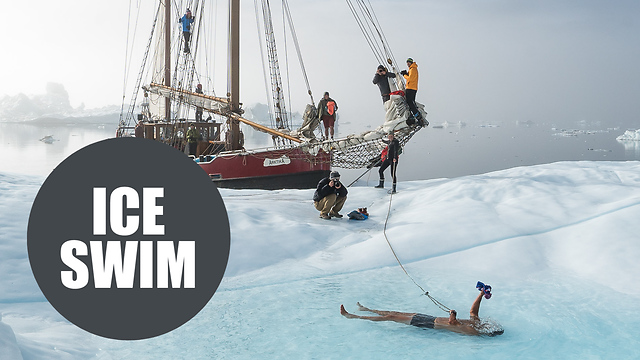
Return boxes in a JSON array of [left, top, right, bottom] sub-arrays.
[[0, 122, 117, 176], [1, 120, 638, 182], [396, 121, 640, 182]]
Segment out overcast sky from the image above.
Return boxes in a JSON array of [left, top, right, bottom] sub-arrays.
[[1, 0, 638, 127]]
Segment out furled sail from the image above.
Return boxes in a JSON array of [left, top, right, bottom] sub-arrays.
[[297, 95, 426, 169]]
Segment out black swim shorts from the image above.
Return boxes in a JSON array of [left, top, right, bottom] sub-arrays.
[[410, 314, 436, 328]]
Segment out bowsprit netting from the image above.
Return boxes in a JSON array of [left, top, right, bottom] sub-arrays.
[[292, 92, 427, 168]]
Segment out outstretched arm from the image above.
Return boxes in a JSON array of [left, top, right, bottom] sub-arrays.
[[470, 291, 483, 318], [448, 310, 459, 325]]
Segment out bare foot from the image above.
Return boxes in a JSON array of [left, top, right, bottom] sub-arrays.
[[356, 302, 369, 312], [340, 304, 357, 319]]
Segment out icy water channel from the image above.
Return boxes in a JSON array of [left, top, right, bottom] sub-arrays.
[[95, 264, 640, 359]]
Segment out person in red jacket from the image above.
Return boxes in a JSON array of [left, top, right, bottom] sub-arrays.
[[375, 133, 400, 193], [400, 58, 426, 127]]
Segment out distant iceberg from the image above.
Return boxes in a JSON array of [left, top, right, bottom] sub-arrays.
[[39, 135, 57, 144], [617, 129, 640, 141], [0, 82, 118, 123]]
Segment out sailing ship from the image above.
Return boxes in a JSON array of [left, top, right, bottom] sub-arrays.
[[116, 0, 427, 189]]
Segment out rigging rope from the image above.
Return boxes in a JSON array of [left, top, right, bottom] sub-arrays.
[[254, 0, 276, 131], [281, 3, 290, 129], [122, 0, 134, 104], [366, 0, 400, 70], [381, 154, 451, 313], [119, 2, 163, 132], [347, 159, 380, 188], [282, 0, 314, 105], [345, 0, 383, 63], [119, 0, 135, 129], [345, 0, 404, 89]]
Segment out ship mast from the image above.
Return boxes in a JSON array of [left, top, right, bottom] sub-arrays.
[[164, 0, 171, 121], [228, 0, 242, 150]]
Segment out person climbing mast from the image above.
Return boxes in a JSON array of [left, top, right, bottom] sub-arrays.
[[179, 9, 195, 53]]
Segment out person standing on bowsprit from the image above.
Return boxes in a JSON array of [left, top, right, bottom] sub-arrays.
[[373, 65, 396, 103], [400, 58, 426, 127], [375, 133, 400, 194], [317, 92, 338, 140]]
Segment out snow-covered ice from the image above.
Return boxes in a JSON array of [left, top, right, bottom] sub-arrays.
[[1, 161, 640, 359]]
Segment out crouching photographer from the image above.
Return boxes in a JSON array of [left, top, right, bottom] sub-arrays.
[[312, 171, 348, 220]]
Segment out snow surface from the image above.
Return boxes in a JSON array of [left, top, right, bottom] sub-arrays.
[[1, 161, 640, 359]]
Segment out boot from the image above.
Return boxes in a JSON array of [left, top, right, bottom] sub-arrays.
[[375, 179, 384, 188], [415, 112, 428, 127], [391, 183, 397, 194]]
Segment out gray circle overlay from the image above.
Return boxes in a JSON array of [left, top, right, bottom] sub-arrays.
[[28, 138, 230, 340]]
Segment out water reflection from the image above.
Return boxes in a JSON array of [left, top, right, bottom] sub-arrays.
[[618, 140, 640, 158], [1, 121, 638, 182], [344, 121, 640, 183], [0, 122, 117, 176]]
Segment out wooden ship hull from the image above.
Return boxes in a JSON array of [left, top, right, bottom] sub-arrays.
[[199, 148, 330, 189]]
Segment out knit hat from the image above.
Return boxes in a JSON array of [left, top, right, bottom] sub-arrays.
[[406, 57, 414, 63], [377, 65, 386, 71], [330, 171, 341, 179], [324, 91, 330, 96]]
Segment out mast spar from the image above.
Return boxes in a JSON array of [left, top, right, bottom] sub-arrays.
[[164, 0, 171, 121], [228, 0, 242, 150]]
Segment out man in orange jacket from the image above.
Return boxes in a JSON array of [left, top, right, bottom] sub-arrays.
[[400, 58, 426, 127]]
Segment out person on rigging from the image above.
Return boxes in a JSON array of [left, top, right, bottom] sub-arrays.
[[373, 65, 397, 103], [317, 92, 338, 140], [179, 9, 195, 53], [375, 133, 400, 193], [400, 58, 426, 127], [140, 91, 150, 121], [340, 282, 503, 336], [195, 83, 204, 122], [313, 171, 347, 220]]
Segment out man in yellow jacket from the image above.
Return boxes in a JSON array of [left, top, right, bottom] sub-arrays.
[[400, 58, 426, 127]]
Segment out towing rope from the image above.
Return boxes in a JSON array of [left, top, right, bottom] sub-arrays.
[[381, 156, 451, 313]]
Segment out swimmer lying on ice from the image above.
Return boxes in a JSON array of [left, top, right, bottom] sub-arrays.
[[340, 282, 504, 336]]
